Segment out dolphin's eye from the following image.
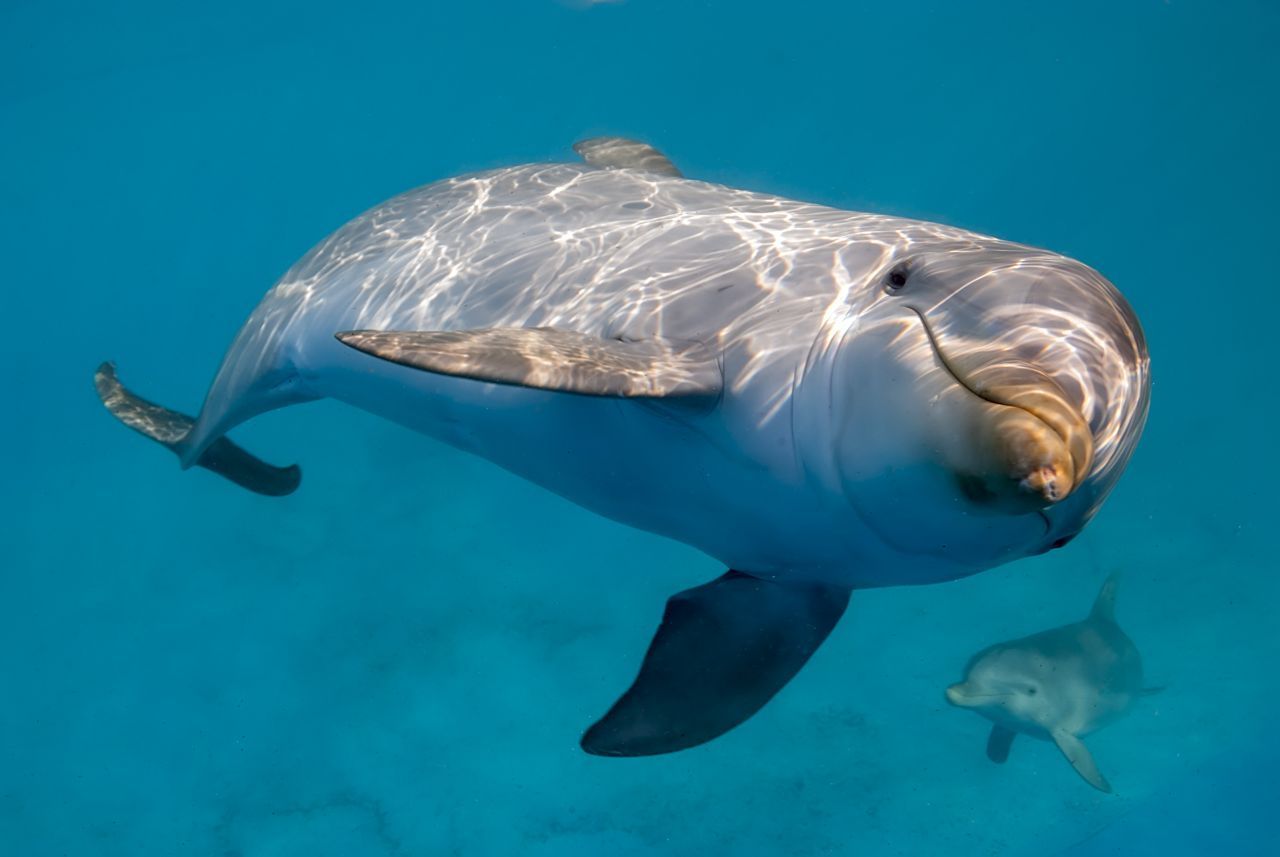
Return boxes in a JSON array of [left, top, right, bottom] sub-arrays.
[[883, 263, 910, 295], [1026, 686, 1038, 696]]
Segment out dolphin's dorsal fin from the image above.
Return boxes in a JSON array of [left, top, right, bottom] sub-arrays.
[[337, 328, 722, 398], [573, 137, 682, 177], [1051, 730, 1112, 793], [1089, 573, 1120, 622]]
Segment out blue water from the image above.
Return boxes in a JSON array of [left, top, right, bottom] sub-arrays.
[[3, 1, 1277, 854]]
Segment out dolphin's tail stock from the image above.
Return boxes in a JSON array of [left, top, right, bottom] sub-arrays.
[[94, 362, 302, 496]]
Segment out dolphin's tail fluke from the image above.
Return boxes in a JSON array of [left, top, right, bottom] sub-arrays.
[[94, 362, 301, 496]]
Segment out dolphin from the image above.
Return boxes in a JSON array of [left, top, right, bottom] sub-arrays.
[[945, 575, 1159, 792], [95, 137, 1151, 756]]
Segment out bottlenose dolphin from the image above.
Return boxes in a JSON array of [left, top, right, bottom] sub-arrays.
[[946, 575, 1158, 792], [95, 138, 1151, 756]]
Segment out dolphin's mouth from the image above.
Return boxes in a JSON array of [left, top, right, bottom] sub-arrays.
[[945, 685, 1011, 706], [908, 306, 1094, 508]]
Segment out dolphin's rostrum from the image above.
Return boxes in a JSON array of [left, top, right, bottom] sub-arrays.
[[95, 138, 1151, 756]]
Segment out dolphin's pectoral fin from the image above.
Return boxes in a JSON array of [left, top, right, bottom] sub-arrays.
[[580, 570, 851, 756], [572, 137, 682, 177], [1051, 729, 1112, 793], [986, 725, 1016, 763], [94, 362, 301, 497], [1140, 686, 1166, 696], [337, 328, 722, 398]]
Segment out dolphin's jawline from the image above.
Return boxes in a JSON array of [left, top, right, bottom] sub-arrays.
[[908, 305, 1043, 420]]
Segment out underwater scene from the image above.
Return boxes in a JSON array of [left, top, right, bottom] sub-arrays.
[[3, 1, 1277, 855]]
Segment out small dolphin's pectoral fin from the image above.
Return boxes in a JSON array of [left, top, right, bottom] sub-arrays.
[[986, 725, 1016, 764], [337, 328, 722, 398], [572, 137, 682, 177], [94, 363, 301, 497], [1140, 686, 1166, 696], [1052, 729, 1112, 793], [1089, 573, 1120, 622], [580, 570, 851, 756]]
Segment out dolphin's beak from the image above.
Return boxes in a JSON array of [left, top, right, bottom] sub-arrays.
[[952, 358, 1094, 506], [945, 682, 1002, 707], [912, 308, 1094, 510]]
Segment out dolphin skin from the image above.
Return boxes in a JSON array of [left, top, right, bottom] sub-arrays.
[[96, 138, 1151, 756]]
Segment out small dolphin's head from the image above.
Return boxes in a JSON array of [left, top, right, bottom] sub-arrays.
[[945, 645, 1057, 731], [821, 241, 1150, 573]]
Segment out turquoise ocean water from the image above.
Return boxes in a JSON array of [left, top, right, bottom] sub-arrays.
[[2, 2, 1277, 854]]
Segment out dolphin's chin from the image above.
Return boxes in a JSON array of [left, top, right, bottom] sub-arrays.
[[912, 309, 1095, 510]]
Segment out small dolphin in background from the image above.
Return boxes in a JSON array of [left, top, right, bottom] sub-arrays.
[[945, 575, 1159, 792]]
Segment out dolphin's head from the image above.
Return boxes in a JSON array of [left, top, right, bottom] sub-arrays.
[[819, 239, 1149, 577], [945, 644, 1057, 732]]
